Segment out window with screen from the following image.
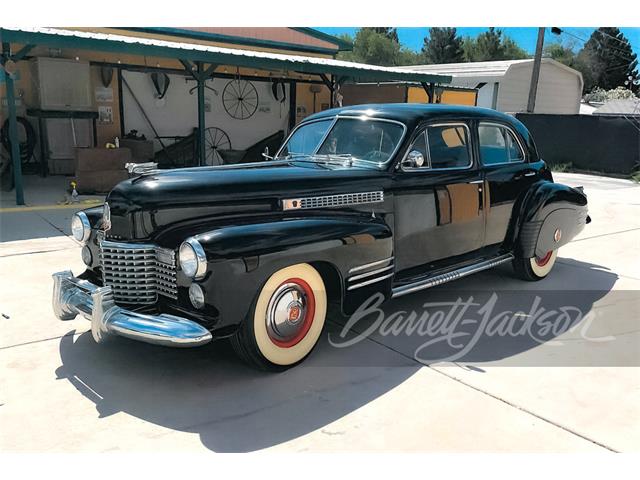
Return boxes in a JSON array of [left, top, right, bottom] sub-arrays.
[[479, 124, 525, 165]]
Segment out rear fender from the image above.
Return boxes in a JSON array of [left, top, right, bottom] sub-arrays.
[[514, 181, 589, 258]]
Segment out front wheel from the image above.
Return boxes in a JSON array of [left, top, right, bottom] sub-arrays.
[[231, 263, 327, 370], [513, 249, 558, 281]]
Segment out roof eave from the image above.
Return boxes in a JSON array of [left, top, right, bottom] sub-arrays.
[[0, 28, 449, 84]]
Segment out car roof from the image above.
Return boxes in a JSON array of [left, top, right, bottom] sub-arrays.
[[304, 103, 517, 125]]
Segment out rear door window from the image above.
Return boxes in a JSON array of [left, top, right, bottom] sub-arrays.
[[479, 124, 525, 165]]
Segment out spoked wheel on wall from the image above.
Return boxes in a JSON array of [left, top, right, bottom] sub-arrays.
[[222, 79, 259, 120], [231, 263, 327, 370], [513, 249, 559, 281], [202, 127, 231, 166]]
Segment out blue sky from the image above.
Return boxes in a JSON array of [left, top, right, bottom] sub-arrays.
[[317, 27, 640, 57]]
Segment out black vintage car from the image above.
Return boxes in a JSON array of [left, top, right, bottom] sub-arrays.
[[53, 104, 589, 369]]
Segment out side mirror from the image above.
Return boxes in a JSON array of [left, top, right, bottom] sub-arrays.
[[402, 150, 425, 169], [262, 146, 273, 160]]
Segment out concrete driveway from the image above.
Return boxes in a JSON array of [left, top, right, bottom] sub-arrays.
[[1, 172, 638, 452]]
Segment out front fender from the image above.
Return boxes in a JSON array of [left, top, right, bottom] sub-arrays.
[[514, 181, 589, 258], [191, 217, 394, 331]]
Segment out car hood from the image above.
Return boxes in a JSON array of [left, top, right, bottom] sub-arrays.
[[105, 161, 387, 243]]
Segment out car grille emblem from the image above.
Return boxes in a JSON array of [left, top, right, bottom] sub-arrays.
[[103, 202, 111, 232]]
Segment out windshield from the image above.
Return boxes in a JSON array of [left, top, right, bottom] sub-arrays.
[[277, 117, 405, 166]]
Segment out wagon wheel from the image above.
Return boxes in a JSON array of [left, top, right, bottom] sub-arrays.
[[203, 127, 231, 165], [222, 79, 259, 120]]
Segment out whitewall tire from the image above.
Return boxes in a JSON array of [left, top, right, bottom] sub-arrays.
[[231, 263, 327, 370], [513, 249, 559, 281]]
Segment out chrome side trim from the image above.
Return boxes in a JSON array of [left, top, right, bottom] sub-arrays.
[[52, 271, 212, 347], [347, 272, 395, 291], [348, 264, 394, 282], [282, 191, 384, 211], [348, 256, 394, 274], [391, 254, 514, 298]]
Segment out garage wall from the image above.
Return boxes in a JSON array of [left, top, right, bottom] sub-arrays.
[[121, 70, 290, 152], [499, 62, 582, 114]]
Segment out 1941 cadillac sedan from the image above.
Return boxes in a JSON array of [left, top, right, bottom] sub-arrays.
[[53, 104, 590, 370]]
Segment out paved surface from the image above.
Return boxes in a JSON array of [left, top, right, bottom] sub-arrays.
[[0, 172, 638, 452]]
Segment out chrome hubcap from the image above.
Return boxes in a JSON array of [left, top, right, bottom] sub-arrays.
[[266, 282, 310, 344]]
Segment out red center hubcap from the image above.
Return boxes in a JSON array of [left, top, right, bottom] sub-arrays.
[[266, 277, 316, 348], [535, 251, 553, 267]]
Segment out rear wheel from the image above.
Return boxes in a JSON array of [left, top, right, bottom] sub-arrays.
[[231, 263, 327, 370], [513, 249, 558, 281]]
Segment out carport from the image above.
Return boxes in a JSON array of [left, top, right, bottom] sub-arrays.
[[0, 27, 451, 205]]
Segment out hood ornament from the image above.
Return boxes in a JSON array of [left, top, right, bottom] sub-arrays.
[[125, 162, 158, 175]]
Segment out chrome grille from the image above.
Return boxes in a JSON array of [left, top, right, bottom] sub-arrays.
[[100, 240, 177, 304], [283, 191, 384, 210]]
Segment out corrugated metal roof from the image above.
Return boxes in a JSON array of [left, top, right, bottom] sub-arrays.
[[592, 98, 640, 116], [398, 58, 581, 83], [0, 27, 451, 84], [399, 59, 531, 79]]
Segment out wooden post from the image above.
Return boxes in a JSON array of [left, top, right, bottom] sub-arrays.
[[527, 27, 546, 113]]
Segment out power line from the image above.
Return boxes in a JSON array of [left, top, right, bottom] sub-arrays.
[[552, 27, 638, 65]]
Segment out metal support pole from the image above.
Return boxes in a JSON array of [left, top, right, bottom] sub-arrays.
[[2, 42, 24, 205], [288, 80, 297, 133], [527, 27, 546, 113], [196, 62, 206, 166]]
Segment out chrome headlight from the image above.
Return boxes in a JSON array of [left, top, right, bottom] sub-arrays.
[[179, 238, 207, 280], [71, 212, 91, 243]]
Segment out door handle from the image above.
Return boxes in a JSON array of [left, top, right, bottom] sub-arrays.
[[468, 180, 483, 184], [523, 171, 536, 177]]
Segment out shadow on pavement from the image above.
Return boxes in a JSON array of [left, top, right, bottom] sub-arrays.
[[55, 258, 621, 451]]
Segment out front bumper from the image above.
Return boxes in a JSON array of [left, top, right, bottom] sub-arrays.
[[52, 271, 212, 347]]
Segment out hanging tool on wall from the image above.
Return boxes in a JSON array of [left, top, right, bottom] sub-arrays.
[[272, 79, 286, 118], [150, 72, 171, 99]]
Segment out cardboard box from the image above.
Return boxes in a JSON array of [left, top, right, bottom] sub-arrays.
[[74, 147, 131, 193], [119, 139, 155, 162], [75, 169, 128, 193], [74, 147, 132, 171]]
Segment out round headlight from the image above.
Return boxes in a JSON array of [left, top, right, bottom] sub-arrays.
[[179, 239, 207, 279], [81, 245, 93, 266], [71, 212, 91, 243], [189, 283, 205, 309]]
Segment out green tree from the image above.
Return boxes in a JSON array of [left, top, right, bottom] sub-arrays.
[[421, 27, 465, 64], [463, 27, 528, 61], [362, 28, 399, 43], [577, 27, 638, 93], [337, 29, 421, 66], [544, 42, 580, 68]]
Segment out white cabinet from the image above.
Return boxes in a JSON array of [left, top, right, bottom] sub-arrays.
[[31, 57, 92, 110]]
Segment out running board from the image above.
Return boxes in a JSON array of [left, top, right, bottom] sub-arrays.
[[391, 253, 514, 298]]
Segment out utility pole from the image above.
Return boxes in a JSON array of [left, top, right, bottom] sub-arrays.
[[527, 27, 546, 113]]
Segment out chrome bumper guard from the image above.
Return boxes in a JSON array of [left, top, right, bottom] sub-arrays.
[[52, 271, 212, 347]]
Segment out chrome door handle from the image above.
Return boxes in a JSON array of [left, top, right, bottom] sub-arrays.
[[523, 172, 536, 177]]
